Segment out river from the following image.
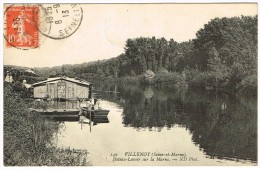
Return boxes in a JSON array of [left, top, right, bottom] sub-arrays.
[[50, 83, 257, 166]]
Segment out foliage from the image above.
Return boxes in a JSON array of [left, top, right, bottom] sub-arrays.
[[4, 84, 90, 166], [194, 16, 257, 70], [7, 81, 33, 98], [192, 16, 257, 94], [6, 15, 256, 95], [237, 74, 257, 97], [185, 69, 208, 89], [4, 66, 41, 84], [152, 72, 187, 88]]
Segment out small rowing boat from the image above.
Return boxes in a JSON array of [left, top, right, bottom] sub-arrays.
[[82, 108, 110, 118]]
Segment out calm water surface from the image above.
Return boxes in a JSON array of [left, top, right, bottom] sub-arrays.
[[51, 84, 257, 166]]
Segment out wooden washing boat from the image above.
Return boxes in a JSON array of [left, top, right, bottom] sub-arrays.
[[29, 108, 110, 120]]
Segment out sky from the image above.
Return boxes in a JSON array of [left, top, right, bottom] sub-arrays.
[[3, 3, 258, 68]]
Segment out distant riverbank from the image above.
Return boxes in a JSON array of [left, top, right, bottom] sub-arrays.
[[89, 69, 256, 97]]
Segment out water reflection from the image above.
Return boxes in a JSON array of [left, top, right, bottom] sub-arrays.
[[94, 83, 257, 163], [52, 116, 109, 124]]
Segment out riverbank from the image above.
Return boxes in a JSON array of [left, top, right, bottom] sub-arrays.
[[89, 70, 256, 97], [3, 83, 90, 166]]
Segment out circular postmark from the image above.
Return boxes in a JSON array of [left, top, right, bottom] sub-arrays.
[[3, 4, 40, 50], [38, 4, 83, 39]]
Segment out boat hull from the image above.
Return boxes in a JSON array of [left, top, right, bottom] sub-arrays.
[[82, 109, 110, 118], [30, 108, 110, 120]]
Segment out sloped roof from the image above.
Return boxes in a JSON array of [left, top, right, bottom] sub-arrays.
[[32, 76, 91, 87], [25, 69, 36, 74], [23, 83, 32, 89]]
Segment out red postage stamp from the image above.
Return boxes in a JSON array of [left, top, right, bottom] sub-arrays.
[[5, 5, 39, 49]]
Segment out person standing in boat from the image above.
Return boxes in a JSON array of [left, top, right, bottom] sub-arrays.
[[87, 99, 92, 112], [86, 99, 93, 120], [94, 99, 100, 110], [41, 99, 48, 112], [79, 99, 87, 116]]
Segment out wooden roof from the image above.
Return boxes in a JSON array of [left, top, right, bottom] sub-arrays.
[[32, 76, 91, 87]]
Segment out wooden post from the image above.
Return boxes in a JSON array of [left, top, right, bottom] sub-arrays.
[[81, 120, 82, 130], [89, 110, 92, 132], [89, 85, 92, 99]]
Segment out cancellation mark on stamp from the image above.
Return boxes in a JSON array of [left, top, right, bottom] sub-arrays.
[[38, 4, 83, 40]]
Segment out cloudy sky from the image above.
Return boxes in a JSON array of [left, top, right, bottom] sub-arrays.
[[3, 3, 257, 67]]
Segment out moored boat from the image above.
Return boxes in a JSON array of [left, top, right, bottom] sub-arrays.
[[28, 108, 80, 118], [82, 108, 110, 118]]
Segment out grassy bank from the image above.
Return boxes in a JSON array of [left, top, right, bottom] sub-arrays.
[[4, 83, 90, 166]]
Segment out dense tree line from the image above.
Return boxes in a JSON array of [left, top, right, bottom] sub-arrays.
[[34, 37, 184, 78], [193, 16, 257, 92], [30, 15, 257, 94]]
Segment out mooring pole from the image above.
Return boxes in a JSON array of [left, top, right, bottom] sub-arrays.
[[89, 110, 92, 132]]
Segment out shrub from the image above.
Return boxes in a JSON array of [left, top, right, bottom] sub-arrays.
[[4, 84, 90, 166], [153, 72, 187, 88], [185, 69, 208, 89], [237, 74, 257, 97]]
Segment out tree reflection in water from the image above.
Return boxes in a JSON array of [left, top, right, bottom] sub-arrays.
[[95, 83, 257, 162]]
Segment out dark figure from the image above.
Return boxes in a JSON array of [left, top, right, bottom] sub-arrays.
[[41, 99, 48, 112]]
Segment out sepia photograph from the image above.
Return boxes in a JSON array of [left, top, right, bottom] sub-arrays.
[[1, 1, 258, 167]]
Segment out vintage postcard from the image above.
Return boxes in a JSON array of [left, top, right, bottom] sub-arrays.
[[1, 1, 258, 167]]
